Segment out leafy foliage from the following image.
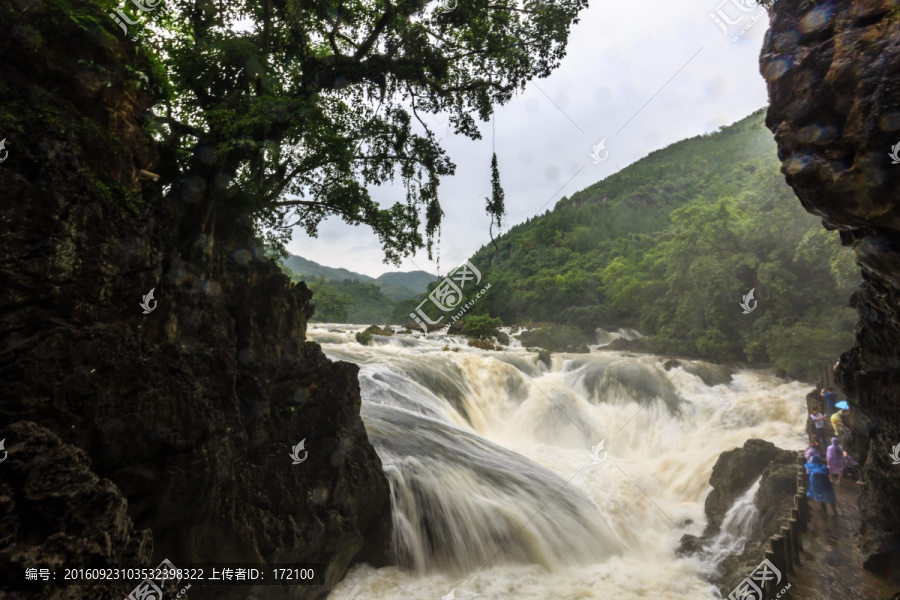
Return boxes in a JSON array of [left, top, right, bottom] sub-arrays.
[[306, 276, 352, 322], [283, 271, 396, 323], [326, 279, 397, 323], [141, 0, 587, 261], [486, 152, 506, 247], [462, 314, 502, 340]]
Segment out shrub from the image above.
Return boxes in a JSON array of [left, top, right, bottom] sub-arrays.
[[463, 314, 503, 340], [537, 350, 552, 367], [468, 338, 500, 351]]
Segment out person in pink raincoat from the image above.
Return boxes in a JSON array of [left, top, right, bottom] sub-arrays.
[[826, 437, 845, 485]]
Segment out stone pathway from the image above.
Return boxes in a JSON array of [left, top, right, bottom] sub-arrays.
[[790, 479, 899, 600]]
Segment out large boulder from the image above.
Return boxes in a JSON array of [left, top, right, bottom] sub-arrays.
[[703, 439, 797, 539]]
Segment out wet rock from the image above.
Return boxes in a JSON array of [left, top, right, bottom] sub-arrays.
[[763, 0, 900, 576], [0, 422, 152, 599], [537, 350, 552, 368], [404, 320, 434, 332], [682, 361, 734, 387], [678, 439, 798, 595], [676, 533, 704, 557], [364, 325, 393, 336], [704, 440, 796, 537]]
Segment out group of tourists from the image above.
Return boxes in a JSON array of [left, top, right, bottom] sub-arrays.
[[805, 385, 865, 514], [810, 387, 848, 447]]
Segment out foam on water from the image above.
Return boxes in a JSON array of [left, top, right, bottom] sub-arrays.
[[307, 324, 807, 599]]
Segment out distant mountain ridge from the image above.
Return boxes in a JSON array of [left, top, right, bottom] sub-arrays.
[[281, 253, 436, 300], [282, 254, 376, 283], [376, 271, 439, 300]]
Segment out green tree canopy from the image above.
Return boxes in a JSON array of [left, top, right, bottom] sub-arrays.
[[308, 276, 353, 321], [139, 0, 587, 261], [462, 314, 502, 340]]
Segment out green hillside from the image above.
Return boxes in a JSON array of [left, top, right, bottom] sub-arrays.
[[279, 255, 438, 322], [376, 271, 438, 297], [282, 254, 376, 283], [391, 109, 859, 381], [325, 279, 397, 323], [280, 254, 437, 307]]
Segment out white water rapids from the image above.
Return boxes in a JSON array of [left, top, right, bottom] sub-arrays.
[[310, 325, 807, 600]]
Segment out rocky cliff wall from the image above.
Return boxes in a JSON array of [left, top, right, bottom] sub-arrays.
[[0, 2, 391, 598], [762, 0, 900, 579], [678, 439, 798, 595]]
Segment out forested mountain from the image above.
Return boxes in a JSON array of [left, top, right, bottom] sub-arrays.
[[282, 254, 378, 284], [376, 271, 438, 299], [279, 254, 436, 322], [392, 109, 859, 381]]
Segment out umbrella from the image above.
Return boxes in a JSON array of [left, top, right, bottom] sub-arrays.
[[835, 401, 850, 410]]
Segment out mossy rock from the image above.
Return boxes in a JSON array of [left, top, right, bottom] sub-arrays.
[[537, 350, 552, 368]]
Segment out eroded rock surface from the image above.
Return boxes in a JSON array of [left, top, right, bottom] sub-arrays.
[[761, 0, 900, 577], [0, 2, 390, 599], [678, 439, 798, 595], [0, 422, 151, 600]]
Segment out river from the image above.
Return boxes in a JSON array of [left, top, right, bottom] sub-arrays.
[[308, 325, 808, 600]]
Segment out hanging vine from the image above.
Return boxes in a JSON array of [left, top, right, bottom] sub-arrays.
[[486, 152, 506, 252]]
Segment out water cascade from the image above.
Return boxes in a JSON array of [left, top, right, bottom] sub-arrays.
[[701, 477, 763, 572], [311, 325, 806, 600]]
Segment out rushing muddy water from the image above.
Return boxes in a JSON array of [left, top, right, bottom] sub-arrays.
[[310, 325, 808, 600]]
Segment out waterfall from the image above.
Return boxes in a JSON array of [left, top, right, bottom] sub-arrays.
[[365, 403, 621, 573], [701, 477, 762, 572], [307, 324, 807, 600]]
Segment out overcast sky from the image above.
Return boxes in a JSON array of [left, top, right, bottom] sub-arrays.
[[285, 0, 773, 278]]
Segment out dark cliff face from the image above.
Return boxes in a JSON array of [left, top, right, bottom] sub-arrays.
[[0, 2, 390, 599], [761, 0, 900, 577]]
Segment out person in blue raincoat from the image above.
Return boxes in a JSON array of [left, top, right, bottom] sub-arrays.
[[804, 454, 838, 513]]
